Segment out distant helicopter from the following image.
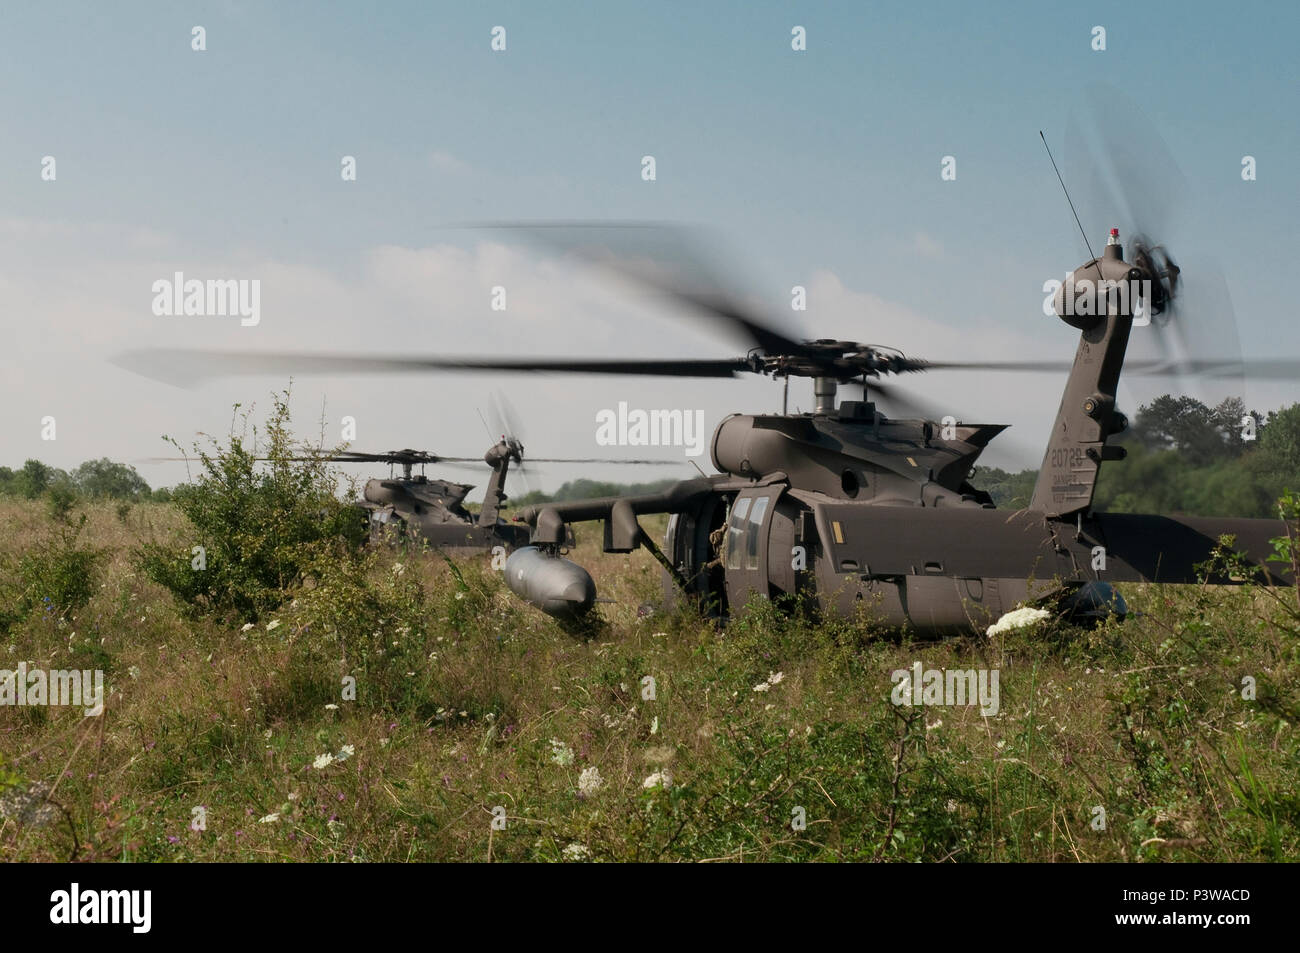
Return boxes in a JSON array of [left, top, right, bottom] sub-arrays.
[[320, 440, 531, 551], [316, 437, 676, 552]]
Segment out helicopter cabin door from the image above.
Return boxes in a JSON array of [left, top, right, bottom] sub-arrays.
[[723, 487, 781, 609]]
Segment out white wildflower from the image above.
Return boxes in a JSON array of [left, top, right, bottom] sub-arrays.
[[324, 703, 339, 711], [768, 671, 785, 685], [266, 619, 281, 632], [577, 766, 604, 795], [549, 739, 574, 766], [650, 716, 659, 735], [313, 753, 335, 770], [642, 770, 673, 790], [128, 665, 141, 680], [562, 843, 590, 861], [986, 607, 1051, 637], [240, 623, 255, 632], [258, 812, 280, 824], [392, 563, 405, 576]]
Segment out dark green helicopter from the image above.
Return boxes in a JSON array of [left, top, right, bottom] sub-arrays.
[[311, 437, 674, 553], [320, 440, 530, 551]]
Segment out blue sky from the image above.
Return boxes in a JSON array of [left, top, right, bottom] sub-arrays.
[[2, 0, 1296, 488]]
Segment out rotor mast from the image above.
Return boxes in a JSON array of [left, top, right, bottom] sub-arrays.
[[813, 377, 837, 415]]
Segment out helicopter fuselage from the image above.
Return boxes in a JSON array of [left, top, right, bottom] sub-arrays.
[[514, 238, 1293, 635]]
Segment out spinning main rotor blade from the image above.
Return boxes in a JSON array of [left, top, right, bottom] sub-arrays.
[[918, 357, 1300, 379], [138, 453, 685, 466], [110, 348, 752, 386], [464, 222, 809, 357], [115, 346, 1300, 388], [523, 457, 687, 465]]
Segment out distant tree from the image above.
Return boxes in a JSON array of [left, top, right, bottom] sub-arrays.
[[1123, 395, 1248, 466], [969, 466, 1037, 509], [1258, 404, 1300, 481], [0, 466, 15, 495], [71, 458, 152, 500], [15, 460, 55, 499]]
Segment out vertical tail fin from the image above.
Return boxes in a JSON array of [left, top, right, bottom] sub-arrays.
[[1030, 240, 1144, 517]]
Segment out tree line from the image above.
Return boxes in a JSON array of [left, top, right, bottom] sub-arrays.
[[974, 397, 1300, 517], [0, 458, 170, 502]]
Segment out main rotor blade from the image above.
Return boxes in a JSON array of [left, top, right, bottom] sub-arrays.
[[523, 457, 690, 465], [138, 453, 687, 466], [110, 348, 752, 386], [917, 357, 1300, 379], [136, 454, 483, 464], [466, 222, 808, 357], [864, 380, 949, 422]]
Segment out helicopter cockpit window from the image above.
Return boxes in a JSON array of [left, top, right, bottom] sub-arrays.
[[745, 496, 769, 570], [725, 497, 751, 570]]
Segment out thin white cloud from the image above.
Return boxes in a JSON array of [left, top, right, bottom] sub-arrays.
[[428, 150, 472, 176], [912, 231, 943, 258]]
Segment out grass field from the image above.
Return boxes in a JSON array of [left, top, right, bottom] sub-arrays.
[[1, 496, 1297, 862]]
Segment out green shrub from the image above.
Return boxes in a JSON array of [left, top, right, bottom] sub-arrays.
[[45, 482, 77, 523], [134, 389, 365, 623], [0, 514, 107, 632]]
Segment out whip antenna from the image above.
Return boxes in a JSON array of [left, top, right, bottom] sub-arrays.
[[1040, 130, 1105, 284]]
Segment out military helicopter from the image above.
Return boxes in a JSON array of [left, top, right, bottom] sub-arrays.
[[320, 440, 530, 551], [309, 437, 677, 552], [111, 97, 1300, 634], [488, 221, 1300, 629]]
